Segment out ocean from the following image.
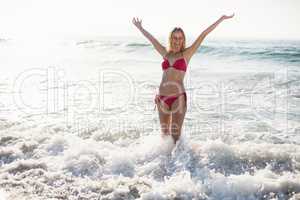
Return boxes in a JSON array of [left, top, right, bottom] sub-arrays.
[[0, 36, 300, 199]]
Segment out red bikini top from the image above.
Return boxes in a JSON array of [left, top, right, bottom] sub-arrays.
[[162, 57, 187, 72]]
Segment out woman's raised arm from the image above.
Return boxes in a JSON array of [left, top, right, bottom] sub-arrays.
[[184, 14, 234, 61], [132, 17, 167, 57]]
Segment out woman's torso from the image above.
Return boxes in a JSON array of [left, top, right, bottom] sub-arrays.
[[159, 52, 188, 95]]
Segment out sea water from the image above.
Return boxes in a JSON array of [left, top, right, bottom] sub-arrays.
[[0, 36, 300, 199]]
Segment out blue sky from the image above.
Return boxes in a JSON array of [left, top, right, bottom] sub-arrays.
[[0, 0, 299, 40]]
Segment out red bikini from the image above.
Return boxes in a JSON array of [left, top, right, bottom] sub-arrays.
[[161, 57, 187, 72], [155, 57, 187, 110], [155, 92, 187, 110]]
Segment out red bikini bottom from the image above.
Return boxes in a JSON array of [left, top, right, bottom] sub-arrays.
[[154, 92, 187, 110]]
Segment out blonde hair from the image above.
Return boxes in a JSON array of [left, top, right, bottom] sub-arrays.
[[168, 27, 186, 53]]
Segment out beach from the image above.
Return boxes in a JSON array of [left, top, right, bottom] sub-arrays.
[[0, 36, 300, 199]]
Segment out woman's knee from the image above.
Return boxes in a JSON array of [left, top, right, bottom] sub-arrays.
[[171, 126, 181, 143], [171, 123, 181, 134], [161, 123, 170, 134]]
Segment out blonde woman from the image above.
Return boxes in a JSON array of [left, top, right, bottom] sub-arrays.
[[132, 14, 234, 143]]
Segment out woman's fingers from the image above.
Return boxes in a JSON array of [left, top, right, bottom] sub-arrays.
[[132, 16, 143, 30], [136, 17, 141, 23], [133, 18, 138, 26], [132, 17, 141, 25], [227, 13, 234, 18], [222, 13, 234, 20]]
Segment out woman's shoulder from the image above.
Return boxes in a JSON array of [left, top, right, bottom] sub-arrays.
[[182, 49, 192, 63]]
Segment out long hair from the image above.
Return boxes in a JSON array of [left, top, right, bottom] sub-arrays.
[[168, 27, 186, 53]]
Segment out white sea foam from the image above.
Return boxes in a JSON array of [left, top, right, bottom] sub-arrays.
[[0, 37, 299, 199], [0, 190, 7, 200]]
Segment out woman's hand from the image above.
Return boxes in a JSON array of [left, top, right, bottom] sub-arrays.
[[132, 17, 167, 57], [132, 17, 143, 30], [221, 13, 235, 20]]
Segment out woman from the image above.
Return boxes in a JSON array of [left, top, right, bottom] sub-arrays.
[[132, 14, 234, 144]]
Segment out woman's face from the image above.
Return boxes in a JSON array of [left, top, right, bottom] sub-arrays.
[[171, 31, 184, 53]]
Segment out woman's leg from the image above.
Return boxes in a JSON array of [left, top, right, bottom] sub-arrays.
[[170, 95, 187, 143], [156, 98, 172, 136]]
